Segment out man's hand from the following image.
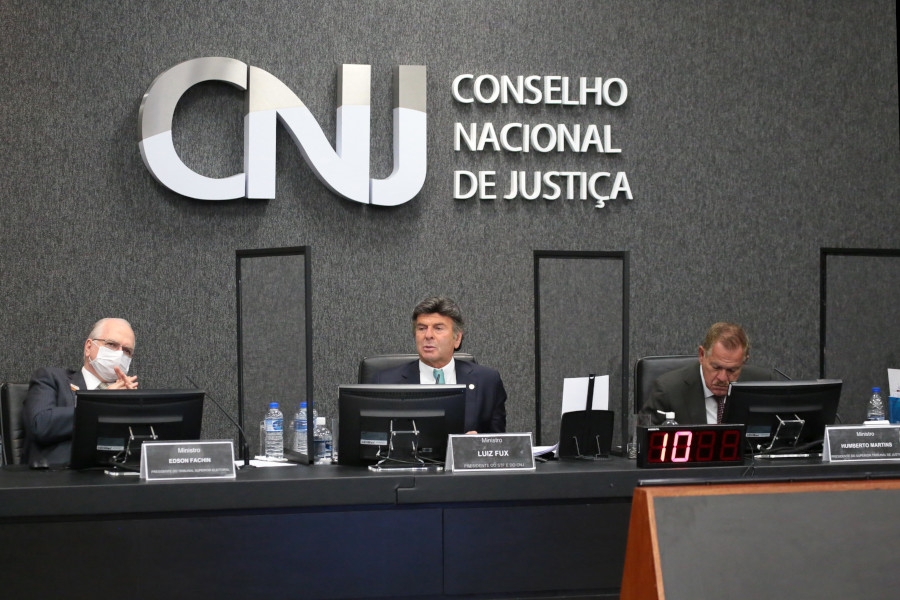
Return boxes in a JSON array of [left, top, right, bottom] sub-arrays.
[[107, 366, 138, 390]]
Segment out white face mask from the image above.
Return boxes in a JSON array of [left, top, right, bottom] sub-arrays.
[[89, 343, 132, 382]]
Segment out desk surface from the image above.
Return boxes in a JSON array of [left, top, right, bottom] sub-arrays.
[[3, 455, 900, 519]]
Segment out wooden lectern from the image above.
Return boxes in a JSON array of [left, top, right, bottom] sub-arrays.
[[621, 479, 900, 599]]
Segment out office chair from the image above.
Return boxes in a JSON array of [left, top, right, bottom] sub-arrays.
[[358, 353, 476, 383], [633, 355, 697, 414], [1, 382, 30, 466]]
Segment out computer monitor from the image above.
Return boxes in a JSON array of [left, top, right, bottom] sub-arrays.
[[71, 389, 204, 470], [337, 384, 467, 468], [722, 379, 842, 453]]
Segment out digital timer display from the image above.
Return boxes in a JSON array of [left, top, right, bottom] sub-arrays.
[[636, 424, 746, 468]]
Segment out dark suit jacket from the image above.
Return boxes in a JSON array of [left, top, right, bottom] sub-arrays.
[[23, 366, 86, 467], [641, 363, 773, 425], [371, 359, 507, 433]]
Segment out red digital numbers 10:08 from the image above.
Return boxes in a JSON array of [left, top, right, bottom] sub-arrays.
[[646, 430, 741, 463]]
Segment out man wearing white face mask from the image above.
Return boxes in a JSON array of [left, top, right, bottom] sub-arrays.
[[23, 318, 138, 467]]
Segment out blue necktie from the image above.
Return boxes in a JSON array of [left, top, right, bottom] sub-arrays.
[[433, 368, 445, 384]]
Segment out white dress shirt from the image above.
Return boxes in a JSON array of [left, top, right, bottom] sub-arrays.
[[418, 357, 457, 384], [700, 364, 719, 424], [81, 366, 105, 391]]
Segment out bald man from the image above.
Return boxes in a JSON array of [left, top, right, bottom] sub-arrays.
[[23, 318, 137, 466]]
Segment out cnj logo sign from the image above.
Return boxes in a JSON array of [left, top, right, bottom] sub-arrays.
[[138, 57, 426, 206]]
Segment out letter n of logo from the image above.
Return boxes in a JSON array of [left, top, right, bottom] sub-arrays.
[[138, 57, 426, 206]]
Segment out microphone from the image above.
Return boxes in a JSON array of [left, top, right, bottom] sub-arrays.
[[186, 376, 255, 469], [772, 367, 792, 381]]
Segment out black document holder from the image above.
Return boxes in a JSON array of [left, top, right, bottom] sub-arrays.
[[558, 374, 615, 459]]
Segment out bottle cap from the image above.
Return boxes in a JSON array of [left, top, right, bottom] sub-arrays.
[[665, 412, 675, 420], [873, 387, 881, 393], [316, 416, 326, 426], [269, 402, 278, 408], [300, 401, 307, 408]]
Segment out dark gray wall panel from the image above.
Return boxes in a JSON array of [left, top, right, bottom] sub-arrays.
[[0, 1, 897, 446], [823, 252, 900, 422], [536, 253, 626, 446], [238, 249, 309, 454]]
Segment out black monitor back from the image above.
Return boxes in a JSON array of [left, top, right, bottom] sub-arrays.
[[337, 384, 466, 466], [71, 389, 204, 469], [723, 379, 841, 452]]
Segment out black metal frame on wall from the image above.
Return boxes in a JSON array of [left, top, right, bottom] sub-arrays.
[[533, 250, 630, 447], [236, 246, 314, 462], [819, 247, 900, 379]]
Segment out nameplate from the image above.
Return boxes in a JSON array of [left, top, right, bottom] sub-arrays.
[[445, 433, 535, 472], [823, 426, 900, 462], [140, 440, 236, 480]]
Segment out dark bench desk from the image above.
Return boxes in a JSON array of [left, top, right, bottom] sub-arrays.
[[2, 458, 899, 600]]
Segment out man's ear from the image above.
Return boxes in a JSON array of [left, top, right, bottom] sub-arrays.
[[454, 331, 463, 350]]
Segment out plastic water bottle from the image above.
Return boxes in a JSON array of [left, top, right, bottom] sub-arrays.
[[264, 402, 284, 459], [313, 416, 332, 464], [657, 410, 678, 426], [866, 388, 886, 421], [293, 402, 308, 453], [661, 412, 678, 426]]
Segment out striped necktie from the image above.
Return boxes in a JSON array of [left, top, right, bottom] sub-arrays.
[[715, 395, 726, 424]]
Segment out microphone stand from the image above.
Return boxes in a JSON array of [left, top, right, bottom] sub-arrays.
[[187, 376, 255, 469]]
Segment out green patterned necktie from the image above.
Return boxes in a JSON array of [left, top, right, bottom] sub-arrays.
[[433, 368, 445, 384]]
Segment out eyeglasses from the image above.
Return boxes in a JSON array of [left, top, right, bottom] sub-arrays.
[[93, 338, 134, 358]]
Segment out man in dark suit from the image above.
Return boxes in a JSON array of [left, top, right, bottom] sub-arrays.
[[372, 296, 506, 433], [641, 322, 772, 425], [23, 318, 138, 467]]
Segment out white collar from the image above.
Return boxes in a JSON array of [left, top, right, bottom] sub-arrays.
[[419, 357, 456, 384], [81, 366, 105, 390], [700, 364, 716, 398]]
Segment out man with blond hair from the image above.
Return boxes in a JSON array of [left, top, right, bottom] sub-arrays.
[[23, 318, 138, 466], [641, 322, 772, 425]]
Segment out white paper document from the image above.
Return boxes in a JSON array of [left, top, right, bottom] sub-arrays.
[[888, 368, 900, 396], [533, 444, 558, 457], [561, 375, 609, 414], [243, 457, 297, 467]]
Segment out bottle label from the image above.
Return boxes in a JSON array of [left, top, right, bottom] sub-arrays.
[[265, 418, 283, 432]]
